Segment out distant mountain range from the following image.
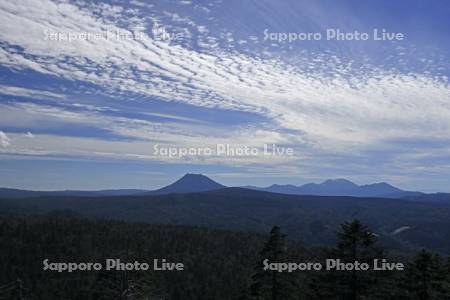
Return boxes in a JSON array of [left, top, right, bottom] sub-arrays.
[[0, 174, 448, 202], [1, 173, 450, 253], [243, 178, 424, 198]]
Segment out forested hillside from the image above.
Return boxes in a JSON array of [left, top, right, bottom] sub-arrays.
[[1, 216, 449, 299], [2, 188, 450, 253]]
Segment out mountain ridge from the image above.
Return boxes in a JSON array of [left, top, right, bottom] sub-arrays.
[[0, 173, 446, 200], [243, 178, 418, 198]]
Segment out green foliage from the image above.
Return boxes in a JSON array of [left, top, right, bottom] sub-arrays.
[[309, 220, 382, 300], [248, 226, 297, 300], [0, 217, 265, 300], [399, 250, 450, 300], [0, 216, 449, 300]]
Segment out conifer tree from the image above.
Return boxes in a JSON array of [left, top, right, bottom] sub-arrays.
[[326, 220, 382, 300], [402, 250, 450, 300], [249, 226, 294, 300]]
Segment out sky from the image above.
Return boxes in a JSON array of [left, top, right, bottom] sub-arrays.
[[0, 0, 449, 191]]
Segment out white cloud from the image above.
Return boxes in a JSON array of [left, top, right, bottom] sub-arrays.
[[0, 0, 449, 187], [0, 0, 448, 154], [0, 131, 10, 148], [0, 84, 65, 100], [0, 131, 299, 168], [0, 102, 299, 166]]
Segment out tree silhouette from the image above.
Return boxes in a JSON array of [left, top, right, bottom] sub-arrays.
[[401, 250, 449, 300], [327, 220, 382, 300], [249, 226, 296, 300]]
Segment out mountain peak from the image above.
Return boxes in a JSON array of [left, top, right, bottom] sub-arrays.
[[322, 178, 353, 183], [181, 173, 208, 179], [152, 173, 225, 194], [320, 178, 359, 190], [357, 182, 402, 196], [371, 182, 393, 187], [253, 178, 405, 198]]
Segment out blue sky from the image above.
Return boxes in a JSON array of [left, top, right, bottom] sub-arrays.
[[0, 0, 449, 191]]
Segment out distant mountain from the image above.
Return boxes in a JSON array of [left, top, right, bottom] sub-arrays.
[[0, 175, 429, 199], [294, 179, 359, 196], [146, 173, 225, 195], [0, 174, 225, 199], [353, 182, 404, 197], [244, 179, 416, 198]]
